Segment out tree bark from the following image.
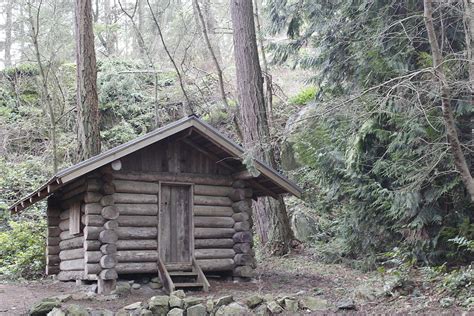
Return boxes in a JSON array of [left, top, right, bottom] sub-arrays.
[[424, 0, 474, 202], [193, 0, 228, 108], [230, 0, 294, 255], [463, 0, 474, 176], [4, 0, 13, 67], [75, 0, 101, 161]]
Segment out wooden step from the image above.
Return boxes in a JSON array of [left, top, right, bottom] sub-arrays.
[[169, 271, 198, 277], [165, 263, 193, 271], [174, 282, 204, 288]]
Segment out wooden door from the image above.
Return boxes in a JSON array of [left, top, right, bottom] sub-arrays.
[[159, 183, 193, 265]]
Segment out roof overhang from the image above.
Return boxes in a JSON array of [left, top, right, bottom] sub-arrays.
[[9, 116, 302, 213]]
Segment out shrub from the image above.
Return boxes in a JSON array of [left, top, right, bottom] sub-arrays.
[[0, 219, 46, 279]]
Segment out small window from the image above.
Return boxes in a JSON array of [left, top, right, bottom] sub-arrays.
[[69, 202, 81, 235]]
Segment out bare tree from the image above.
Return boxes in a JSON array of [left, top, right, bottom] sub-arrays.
[[230, 0, 294, 255], [146, 0, 192, 116], [4, 0, 13, 67], [75, 0, 101, 160], [424, 0, 474, 201]]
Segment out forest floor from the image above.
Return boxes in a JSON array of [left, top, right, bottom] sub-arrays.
[[0, 251, 467, 315]]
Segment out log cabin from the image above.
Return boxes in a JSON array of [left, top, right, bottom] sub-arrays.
[[9, 115, 302, 294]]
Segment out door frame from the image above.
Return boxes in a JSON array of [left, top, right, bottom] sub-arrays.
[[157, 181, 194, 264]]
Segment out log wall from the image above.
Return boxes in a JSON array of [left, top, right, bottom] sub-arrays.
[[56, 177, 87, 281], [46, 197, 60, 276], [112, 173, 239, 273]]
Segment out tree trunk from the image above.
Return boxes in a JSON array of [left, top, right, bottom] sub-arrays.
[[27, 1, 58, 172], [75, 0, 101, 160], [230, 0, 294, 255], [463, 0, 474, 176], [4, 0, 13, 68], [424, 0, 474, 202]]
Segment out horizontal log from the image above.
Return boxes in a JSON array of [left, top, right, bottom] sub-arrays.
[[46, 255, 60, 265], [60, 194, 84, 210], [46, 265, 60, 275], [234, 254, 256, 267], [101, 243, 117, 254], [60, 230, 79, 241], [48, 246, 60, 256], [116, 250, 159, 262], [116, 262, 157, 274], [59, 219, 69, 231], [59, 209, 70, 220], [48, 227, 61, 237], [197, 259, 234, 271], [59, 236, 83, 250], [194, 238, 234, 249], [232, 180, 247, 188], [232, 212, 250, 222], [232, 200, 251, 213], [116, 239, 158, 250], [82, 214, 105, 226], [228, 188, 253, 202], [48, 217, 61, 226], [47, 208, 61, 217], [195, 249, 235, 260], [233, 231, 253, 243], [193, 205, 233, 217], [99, 230, 118, 244], [84, 226, 102, 240], [234, 221, 250, 232], [84, 240, 101, 251], [87, 178, 102, 191], [233, 243, 253, 254], [116, 227, 157, 239], [113, 180, 159, 194], [100, 255, 117, 269], [100, 269, 118, 280], [57, 271, 84, 281], [100, 195, 114, 206], [85, 263, 101, 275], [61, 178, 86, 195], [62, 185, 86, 200], [113, 193, 157, 204], [117, 216, 158, 227], [85, 251, 102, 263], [84, 203, 102, 215], [102, 183, 115, 195], [114, 172, 233, 186], [116, 204, 158, 216], [194, 195, 232, 206], [104, 220, 119, 230], [102, 205, 119, 220], [60, 258, 84, 271], [195, 228, 235, 239], [84, 192, 102, 203], [59, 248, 83, 261], [194, 216, 235, 228], [194, 185, 232, 197], [47, 237, 60, 246]]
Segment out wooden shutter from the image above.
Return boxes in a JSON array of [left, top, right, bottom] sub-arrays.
[[69, 202, 81, 235]]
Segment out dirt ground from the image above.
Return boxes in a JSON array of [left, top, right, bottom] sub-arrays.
[[0, 252, 467, 315]]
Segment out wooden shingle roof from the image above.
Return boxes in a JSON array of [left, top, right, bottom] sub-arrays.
[[9, 115, 302, 212]]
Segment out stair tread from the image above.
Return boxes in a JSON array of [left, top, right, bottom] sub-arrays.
[[174, 282, 203, 287], [169, 271, 198, 276]]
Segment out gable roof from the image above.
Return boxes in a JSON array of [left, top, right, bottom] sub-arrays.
[[9, 115, 302, 212]]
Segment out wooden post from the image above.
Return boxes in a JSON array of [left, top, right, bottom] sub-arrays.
[[97, 165, 118, 294], [229, 181, 256, 279]]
